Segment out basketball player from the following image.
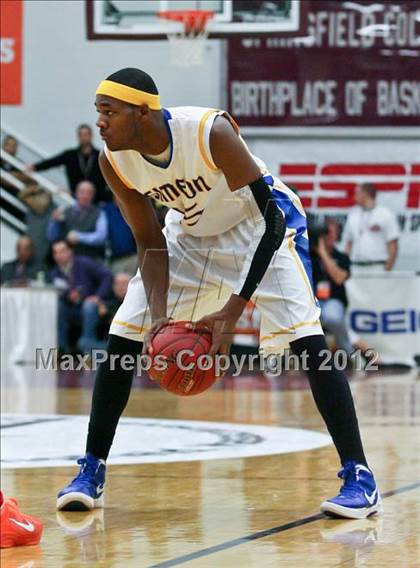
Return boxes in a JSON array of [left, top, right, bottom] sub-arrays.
[[57, 68, 381, 519]]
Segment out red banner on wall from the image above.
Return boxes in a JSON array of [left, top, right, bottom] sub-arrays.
[[228, 1, 420, 127], [1, 0, 23, 105]]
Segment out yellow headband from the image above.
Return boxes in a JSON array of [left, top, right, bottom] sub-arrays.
[[96, 80, 161, 110]]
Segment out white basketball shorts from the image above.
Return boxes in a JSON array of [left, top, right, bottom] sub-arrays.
[[110, 198, 322, 356]]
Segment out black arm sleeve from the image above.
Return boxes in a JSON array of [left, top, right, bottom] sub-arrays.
[[238, 177, 286, 300]]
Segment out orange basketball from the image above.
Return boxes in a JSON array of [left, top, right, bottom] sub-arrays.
[[149, 321, 216, 396]]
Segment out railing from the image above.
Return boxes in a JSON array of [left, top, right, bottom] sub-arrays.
[[0, 169, 26, 192], [1, 123, 68, 188], [0, 150, 74, 205], [1, 207, 27, 232], [0, 169, 28, 232], [0, 186, 28, 214]]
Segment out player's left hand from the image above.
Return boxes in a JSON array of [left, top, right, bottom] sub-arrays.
[[193, 295, 247, 356], [192, 311, 236, 356]]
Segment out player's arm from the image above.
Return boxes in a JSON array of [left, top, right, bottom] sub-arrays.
[[196, 116, 285, 354], [98, 151, 169, 324], [211, 115, 285, 297]]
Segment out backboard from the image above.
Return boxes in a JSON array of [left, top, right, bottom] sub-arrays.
[[86, 0, 306, 40]]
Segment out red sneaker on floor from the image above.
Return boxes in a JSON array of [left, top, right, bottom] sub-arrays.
[[0, 491, 43, 548]]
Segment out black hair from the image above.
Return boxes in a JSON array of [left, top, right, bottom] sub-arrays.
[[2, 134, 17, 146], [17, 234, 33, 245], [77, 123, 92, 133], [106, 68, 159, 95], [308, 223, 329, 251], [52, 239, 72, 250], [360, 182, 376, 200]]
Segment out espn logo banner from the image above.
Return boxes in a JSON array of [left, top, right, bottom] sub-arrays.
[[1, 0, 23, 105], [279, 163, 420, 210]]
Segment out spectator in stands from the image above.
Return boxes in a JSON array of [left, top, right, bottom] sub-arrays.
[[1, 135, 31, 189], [97, 272, 131, 326], [102, 196, 137, 275], [1, 135, 19, 174], [49, 240, 113, 354], [19, 182, 54, 270], [342, 183, 399, 273], [102, 197, 167, 275], [27, 124, 110, 203], [1, 235, 38, 285], [310, 219, 353, 356], [47, 180, 108, 260]]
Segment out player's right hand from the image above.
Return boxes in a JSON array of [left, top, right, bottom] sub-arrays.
[[143, 317, 173, 356]]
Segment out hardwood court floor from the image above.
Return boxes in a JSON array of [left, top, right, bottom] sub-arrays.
[[1, 365, 419, 568]]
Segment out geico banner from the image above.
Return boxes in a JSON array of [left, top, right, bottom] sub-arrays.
[[233, 277, 420, 365], [346, 276, 420, 366], [0, 0, 23, 105], [246, 136, 420, 271]]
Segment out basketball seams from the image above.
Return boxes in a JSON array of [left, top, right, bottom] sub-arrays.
[[166, 365, 183, 393], [150, 323, 216, 396]]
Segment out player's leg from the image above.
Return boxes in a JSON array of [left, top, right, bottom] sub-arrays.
[[257, 235, 381, 519], [85, 335, 140, 460], [56, 333, 141, 511], [57, 222, 218, 510], [289, 333, 381, 518], [56, 310, 155, 511], [290, 334, 365, 464]]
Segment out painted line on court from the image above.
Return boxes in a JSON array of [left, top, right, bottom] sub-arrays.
[[148, 481, 420, 568], [1, 417, 66, 429], [2, 414, 331, 468]]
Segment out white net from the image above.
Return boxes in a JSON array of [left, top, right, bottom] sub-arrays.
[[160, 11, 213, 68], [166, 30, 209, 67]]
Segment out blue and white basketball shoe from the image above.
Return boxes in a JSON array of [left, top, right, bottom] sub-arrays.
[[320, 461, 382, 519], [57, 453, 106, 511]]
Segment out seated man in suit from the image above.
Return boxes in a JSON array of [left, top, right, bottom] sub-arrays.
[[49, 240, 113, 353]]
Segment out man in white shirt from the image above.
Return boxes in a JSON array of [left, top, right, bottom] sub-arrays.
[[343, 183, 399, 273]]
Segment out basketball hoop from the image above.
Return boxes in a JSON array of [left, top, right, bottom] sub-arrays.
[[158, 10, 214, 68]]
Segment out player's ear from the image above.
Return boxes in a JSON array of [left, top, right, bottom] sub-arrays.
[[136, 103, 151, 121]]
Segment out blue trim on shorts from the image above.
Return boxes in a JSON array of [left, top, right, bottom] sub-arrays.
[[271, 188, 307, 236], [294, 232, 316, 295], [263, 174, 275, 186], [271, 188, 315, 295]]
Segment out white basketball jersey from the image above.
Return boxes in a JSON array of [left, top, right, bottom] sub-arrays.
[[105, 106, 291, 237]]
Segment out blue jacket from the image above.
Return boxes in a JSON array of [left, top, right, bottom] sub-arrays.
[[48, 255, 113, 301], [102, 202, 136, 259]]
